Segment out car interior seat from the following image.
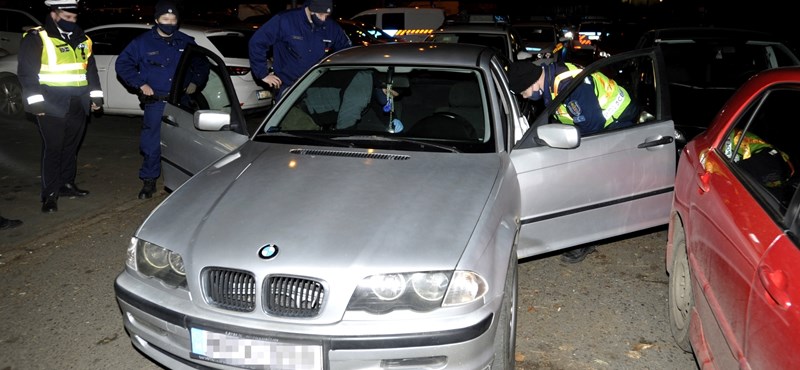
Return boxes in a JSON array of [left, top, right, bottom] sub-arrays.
[[434, 81, 486, 140]]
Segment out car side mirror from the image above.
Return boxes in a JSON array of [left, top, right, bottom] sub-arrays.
[[194, 110, 231, 131], [536, 123, 580, 149]]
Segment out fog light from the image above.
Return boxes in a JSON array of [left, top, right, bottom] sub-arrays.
[[380, 356, 446, 369]]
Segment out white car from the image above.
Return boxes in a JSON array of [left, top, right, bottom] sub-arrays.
[[0, 8, 40, 56], [0, 23, 272, 117]]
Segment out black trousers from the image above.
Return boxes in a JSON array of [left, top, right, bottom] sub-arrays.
[[35, 97, 87, 200]]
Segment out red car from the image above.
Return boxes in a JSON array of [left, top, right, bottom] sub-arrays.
[[667, 67, 800, 369]]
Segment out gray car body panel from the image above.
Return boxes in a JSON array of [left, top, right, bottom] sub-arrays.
[[117, 42, 675, 368]]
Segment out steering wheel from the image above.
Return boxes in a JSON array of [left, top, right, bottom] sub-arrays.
[[408, 112, 477, 140]]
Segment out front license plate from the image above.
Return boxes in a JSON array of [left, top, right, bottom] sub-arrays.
[[190, 327, 322, 369], [257, 90, 271, 100]]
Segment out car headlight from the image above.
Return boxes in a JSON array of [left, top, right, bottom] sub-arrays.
[[346, 270, 487, 314], [126, 237, 187, 288]]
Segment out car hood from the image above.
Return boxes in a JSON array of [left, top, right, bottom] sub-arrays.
[[139, 143, 502, 274]]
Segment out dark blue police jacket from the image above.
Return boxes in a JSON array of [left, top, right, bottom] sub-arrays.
[[116, 26, 197, 96], [248, 7, 351, 97]]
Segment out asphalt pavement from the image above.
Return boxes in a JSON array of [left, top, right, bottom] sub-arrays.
[[0, 112, 155, 252]]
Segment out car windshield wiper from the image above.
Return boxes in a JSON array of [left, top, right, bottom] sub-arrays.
[[334, 135, 461, 153], [256, 131, 353, 148]]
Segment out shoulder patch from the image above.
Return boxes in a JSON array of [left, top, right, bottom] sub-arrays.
[[566, 100, 582, 116]]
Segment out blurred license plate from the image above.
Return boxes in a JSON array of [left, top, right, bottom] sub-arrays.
[[257, 90, 271, 100], [190, 327, 322, 369]]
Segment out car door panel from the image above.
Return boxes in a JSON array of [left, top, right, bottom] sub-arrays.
[[744, 188, 800, 368], [94, 54, 139, 114], [513, 48, 675, 258], [514, 119, 675, 257], [161, 44, 248, 191], [687, 149, 759, 367], [746, 232, 800, 368]]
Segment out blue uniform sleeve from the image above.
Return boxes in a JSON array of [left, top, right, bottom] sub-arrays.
[[115, 35, 146, 91], [17, 31, 43, 102], [561, 77, 606, 135], [330, 22, 352, 52], [249, 16, 281, 81]]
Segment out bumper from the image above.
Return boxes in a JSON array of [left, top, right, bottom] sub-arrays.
[[115, 272, 497, 370]]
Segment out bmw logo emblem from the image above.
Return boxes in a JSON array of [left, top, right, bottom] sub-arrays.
[[258, 244, 279, 259]]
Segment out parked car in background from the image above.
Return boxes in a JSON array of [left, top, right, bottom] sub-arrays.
[[425, 15, 531, 62], [514, 21, 559, 58], [635, 27, 800, 148], [0, 8, 40, 56], [667, 66, 800, 370], [337, 18, 405, 47], [0, 23, 272, 118], [566, 15, 613, 65], [0, 8, 41, 117], [0, 54, 23, 117], [113, 40, 678, 368], [88, 23, 270, 115], [351, 7, 445, 42]]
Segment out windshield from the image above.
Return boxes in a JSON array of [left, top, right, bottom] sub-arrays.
[[257, 66, 494, 153], [517, 26, 556, 43], [207, 30, 253, 59], [660, 41, 795, 88]]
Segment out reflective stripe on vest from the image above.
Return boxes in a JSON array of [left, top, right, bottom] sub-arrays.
[[32, 28, 91, 87], [551, 63, 631, 127]]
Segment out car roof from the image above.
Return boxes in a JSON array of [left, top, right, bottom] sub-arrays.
[[434, 24, 513, 35], [647, 27, 781, 42], [85, 23, 250, 38], [323, 42, 493, 67], [514, 22, 556, 28]]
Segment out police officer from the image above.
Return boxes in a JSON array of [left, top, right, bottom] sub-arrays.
[[508, 60, 639, 135], [248, 0, 351, 99], [18, 0, 103, 213], [507, 60, 640, 263], [116, 1, 198, 199]]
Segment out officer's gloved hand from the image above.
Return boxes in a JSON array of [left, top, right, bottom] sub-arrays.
[[91, 97, 104, 109], [90, 90, 104, 110], [28, 102, 45, 115]]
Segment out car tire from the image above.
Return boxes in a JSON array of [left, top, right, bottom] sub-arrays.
[[493, 248, 518, 369], [0, 75, 24, 118], [668, 218, 693, 353]]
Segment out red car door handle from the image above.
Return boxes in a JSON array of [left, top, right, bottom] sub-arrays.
[[758, 267, 792, 309]]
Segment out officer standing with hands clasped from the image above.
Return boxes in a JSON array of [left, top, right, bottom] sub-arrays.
[[116, 1, 198, 199], [248, 0, 351, 100], [18, 0, 103, 213]]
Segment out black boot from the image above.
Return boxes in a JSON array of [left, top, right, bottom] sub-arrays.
[[560, 246, 596, 264], [138, 178, 157, 199], [59, 182, 90, 197], [0, 216, 23, 230], [41, 193, 58, 213]]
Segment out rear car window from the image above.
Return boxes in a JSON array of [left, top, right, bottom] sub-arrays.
[[207, 31, 252, 59]]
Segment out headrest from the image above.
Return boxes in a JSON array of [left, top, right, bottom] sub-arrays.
[[449, 81, 481, 107]]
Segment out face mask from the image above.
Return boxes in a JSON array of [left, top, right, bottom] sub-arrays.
[[157, 23, 178, 36], [311, 14, 326, 27], [528, 88, 543, 101], [57, 19, 76, 32]]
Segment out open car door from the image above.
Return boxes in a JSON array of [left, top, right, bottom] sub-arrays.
[[160, 44, 250, 191], [512, 47, 676, 258]]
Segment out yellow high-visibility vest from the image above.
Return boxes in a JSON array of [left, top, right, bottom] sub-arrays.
[[29, 27, 92, 87], [551, 63, 631, 127]]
